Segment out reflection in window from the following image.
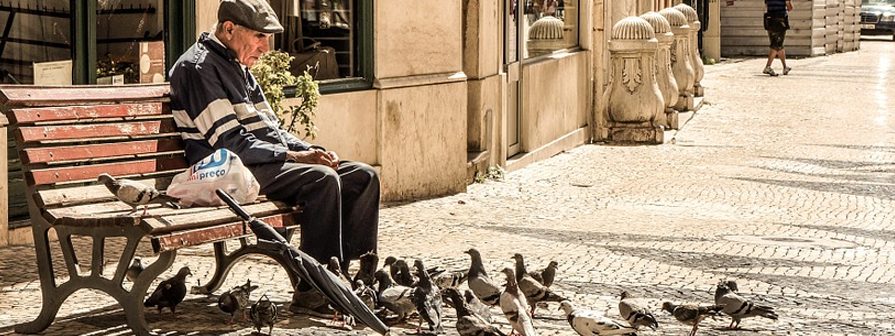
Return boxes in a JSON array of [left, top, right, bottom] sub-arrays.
[[0, 0, 72, 84], [524, 0, 579, 58], [96, 0, 166, 84], [271, 0, 359, 81]]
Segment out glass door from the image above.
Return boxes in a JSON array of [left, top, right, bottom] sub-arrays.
[[505, 0, 523, 157]]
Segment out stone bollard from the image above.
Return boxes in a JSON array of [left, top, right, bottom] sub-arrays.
[[674, 3, 705, 97], [601, 16, 664, 144], [640, 11, 680, 130], [660, 8, 694, 112]]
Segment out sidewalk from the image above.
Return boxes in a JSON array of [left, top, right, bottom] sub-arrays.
[[2, 39, 894, 335]]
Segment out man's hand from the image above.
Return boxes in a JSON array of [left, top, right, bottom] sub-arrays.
[[287, 149, 340, 169]]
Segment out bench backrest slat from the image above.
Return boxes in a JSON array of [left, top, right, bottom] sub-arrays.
[[16, 119, 177, 143], [0, 85, 171, 107], [21, 138, 183, 164], [9, 103, 166, 123], [29, 157, 188, 185]]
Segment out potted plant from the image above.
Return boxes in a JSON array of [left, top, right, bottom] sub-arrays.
[[250, 50, 320, 139]]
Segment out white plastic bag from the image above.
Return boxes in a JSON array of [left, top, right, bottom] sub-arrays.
[[167, 149, 260, 207]]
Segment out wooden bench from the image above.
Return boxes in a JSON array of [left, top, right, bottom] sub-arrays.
[[0, 84, 302, 335]]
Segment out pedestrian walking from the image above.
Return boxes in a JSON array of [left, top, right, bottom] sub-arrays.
[[763, 0, 793, 76]]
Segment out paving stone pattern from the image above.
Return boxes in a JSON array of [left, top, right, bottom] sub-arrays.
[[1, 39, 894, 335]]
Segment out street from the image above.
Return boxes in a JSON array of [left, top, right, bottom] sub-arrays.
[[1, 38, 893, 335]]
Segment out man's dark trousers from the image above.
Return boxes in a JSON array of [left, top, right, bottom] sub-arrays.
[[248, 161, 379, 265]]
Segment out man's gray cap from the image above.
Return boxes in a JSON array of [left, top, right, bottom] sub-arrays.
[[218, 0, 284, 34]]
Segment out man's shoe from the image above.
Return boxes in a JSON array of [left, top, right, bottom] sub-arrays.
[[289, 289, 335, 318], [782, 66, 792, 75], [763, 66, 778, 76]]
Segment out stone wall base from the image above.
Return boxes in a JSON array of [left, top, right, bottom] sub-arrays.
[[601, 125, 664, 144], [665, 109, 680, 130]]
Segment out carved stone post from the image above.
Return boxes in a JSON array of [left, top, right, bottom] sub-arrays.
[[601, 16, 664, 144], [640, 11, 679, 130], [660, 8, 694, 112], [674, 3, 705, 97]]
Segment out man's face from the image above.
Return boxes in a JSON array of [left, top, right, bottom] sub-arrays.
[[222, 22, 271, 67]]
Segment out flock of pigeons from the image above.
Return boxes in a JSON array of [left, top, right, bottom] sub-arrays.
[[129, 247, 779, 335]]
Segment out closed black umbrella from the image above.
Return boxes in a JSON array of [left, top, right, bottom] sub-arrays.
[[215, 189, 389, 335]]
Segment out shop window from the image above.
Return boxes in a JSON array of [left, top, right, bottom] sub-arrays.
[[0, 1, 73, 84], [270, 0, 373, 93], [523, 0, 579, 58], [95, 0, 167, 85]]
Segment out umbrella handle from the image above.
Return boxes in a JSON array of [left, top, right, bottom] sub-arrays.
[[215, 189, 254, 221]]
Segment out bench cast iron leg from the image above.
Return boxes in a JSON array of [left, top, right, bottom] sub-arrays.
[[193, 228, 300, 294], [15, 225, 62, 334]]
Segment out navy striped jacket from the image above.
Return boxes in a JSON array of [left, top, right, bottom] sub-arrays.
[[169, 32, 312, 166], [766, 0, 788, 17]]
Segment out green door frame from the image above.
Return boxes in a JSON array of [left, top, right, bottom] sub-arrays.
[[70, 0, 195, 84]]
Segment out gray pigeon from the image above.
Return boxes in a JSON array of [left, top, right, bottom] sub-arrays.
[[218, 279, 259, 322], [560, 301, 637, 336], [126, 257, 144, 282], [392, 259, 416, 287], [434, 269, 468, 289], [98, 173, 180, 215], [511, 253, 565, 316], [326, 257, 356, 328], [618, 291, 658, 331], [465, 289, 493, 323], [353, 251, 379, 288], [144, 266, 192, 315], [714, 281, 778, 329], [443, 287, 506, 336], [662, 301, 723, 336], [529, 261, 558, 288], [411, 259, 444, 334], [374, 269, 416, 322], [498, 267, 537, 336], [250, 293, 279, 335], [465, 249, 502, 307], [354, 279, 378, 310]]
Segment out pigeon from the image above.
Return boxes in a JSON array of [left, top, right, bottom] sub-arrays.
[[724, 280, 739, 292], [714, 281, 778, 329], [126, 257, 144, 282], [434, 269, 468, 289], [618, 291, 658, 331], [374, 269, 416, 322], [250, 293, 279, 335], [382, 255, 398, 275], [353, 251, 379, 288], [662, 302, 723, 336], [465, 249, 502, 307], [411, 259, 444, 334], [218, 279, 259, 322], [98, 173, 180, 215], [326, 257, 356, 327], [529, 261, 558, 288], [511, 253, 565, 316], [354, 279, 378, 310], [499, 267, 538, 336], [465, 289, 493, 323], [443, 287, 506, 336], [559, 301, 638, 336], [392, 259, 416, 287], [144, 266, 192, 315]]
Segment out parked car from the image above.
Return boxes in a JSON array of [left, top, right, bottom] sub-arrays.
[[861, 0, 895, 40]]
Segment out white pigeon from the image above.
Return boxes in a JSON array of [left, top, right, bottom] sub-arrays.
[[499, 267, 538, 336], [98, 173, 180, 215], [125, 257, 144, 282], [465, 248, 502, 306], [560, 301, 638, 336]]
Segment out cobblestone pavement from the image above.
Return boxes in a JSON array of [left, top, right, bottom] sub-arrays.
[[2, 39, 894, 335]]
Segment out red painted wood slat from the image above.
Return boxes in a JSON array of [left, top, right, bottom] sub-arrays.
[[10, 103, 167, 124], [29, 156, 188, 185], [17, 119, 177, 143], [21, 138, 184, 164], [0, 84, 170, 107]]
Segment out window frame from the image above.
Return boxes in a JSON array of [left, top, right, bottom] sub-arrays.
[[520, 0, 583, 63]]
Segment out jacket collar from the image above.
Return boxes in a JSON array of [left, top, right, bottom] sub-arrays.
[[199, 32, 241, 65]]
